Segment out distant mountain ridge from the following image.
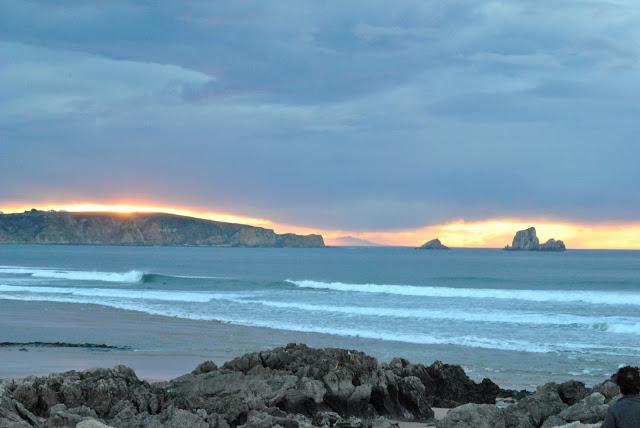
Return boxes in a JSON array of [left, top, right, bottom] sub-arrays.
[[0, 210, 325, 248], [330, 236, 381, 246]]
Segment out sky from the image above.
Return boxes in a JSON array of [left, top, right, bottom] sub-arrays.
[[2, 1, 640, 247]]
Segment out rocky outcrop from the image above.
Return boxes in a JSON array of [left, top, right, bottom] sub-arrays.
[[0, 210, 324, 248], [2, 344, 625, 428], [504, 227, 566, 252], [418, 239, 449, 250], [436, 404, 505, 428], [1, 344, 499, 427], [437, 380, 618, 428], [539, 239, 567, 252]]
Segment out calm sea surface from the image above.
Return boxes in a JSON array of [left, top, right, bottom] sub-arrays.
[[1, 245, 639, 387]]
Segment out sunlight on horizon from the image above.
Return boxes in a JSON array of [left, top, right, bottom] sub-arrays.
[[2, 202, 640, 250]]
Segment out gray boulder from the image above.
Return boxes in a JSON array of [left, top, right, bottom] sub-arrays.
[[558, 393, 607, 424], [164, 367, 299, 425], [590, 380, 619, 403], [503, 386, 567, 427], [557, 381, 588, 406], [436, 403, 505, 428]]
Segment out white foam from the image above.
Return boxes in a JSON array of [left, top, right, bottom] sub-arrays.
[[2, 290, 639, 354], [0, 267, 144, 283], [286, 280, 640, 306], [606, 323, 640, 334], [0, 284, 241, 303], [243, 299, 640, 332]]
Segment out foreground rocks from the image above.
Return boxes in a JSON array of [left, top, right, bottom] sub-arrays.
[[0, 344, 621, 428], [437, 378, 621, 428], [0, 344, 498, 427]]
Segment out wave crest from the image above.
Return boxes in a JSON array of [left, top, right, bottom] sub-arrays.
[[285, 280, 640, 306]]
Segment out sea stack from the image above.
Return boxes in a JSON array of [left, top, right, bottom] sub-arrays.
[[418, 238, 449, 250], [505, 227, 566, 252]]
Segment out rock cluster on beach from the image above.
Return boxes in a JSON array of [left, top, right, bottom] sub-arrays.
[[418, 239, 449, 250], [0, 344, 623, 428], [505, 227, 566, 252], [438, 379, 619, 428], [0, 343, 498, 428]]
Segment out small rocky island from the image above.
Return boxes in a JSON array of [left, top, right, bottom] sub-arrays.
[[0, 210, 325, 248], [418, 238, 449, 250], [504, 227, 566, 252]]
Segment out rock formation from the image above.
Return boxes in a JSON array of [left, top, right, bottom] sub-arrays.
[[0, 210, 325, 248], [418, 239, 449, 250], [0, 343, 500, 427], [504, 227, 566, 252], [0, 343, 626, 427]]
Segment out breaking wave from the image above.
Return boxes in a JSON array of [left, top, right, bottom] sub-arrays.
[[0, 284, 243, 303], [0, 266, 223, 284], [286, 280, 640, 306]]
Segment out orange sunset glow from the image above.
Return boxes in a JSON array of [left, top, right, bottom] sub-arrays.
[[2, 202, 640, 249]]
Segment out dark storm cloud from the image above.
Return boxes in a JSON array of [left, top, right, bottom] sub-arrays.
[[1, 0, 639, 229]]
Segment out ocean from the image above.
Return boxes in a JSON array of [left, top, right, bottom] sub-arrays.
[[1, 244, 639, 389]]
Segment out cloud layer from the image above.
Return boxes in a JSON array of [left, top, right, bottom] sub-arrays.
[[2, 1, 639, 230]]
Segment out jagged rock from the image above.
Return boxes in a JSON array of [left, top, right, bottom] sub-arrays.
[[76, 420, 114, 428], [558, 393, 607, 424], [590, 380, 619, 403], [239, 409, 313, 428], [418, 239, 449, 250], [540, 239, 566, 252], [435, 403, 505, 428], [0, 344, 511, 428], [7, 366, 162, 420], [505, 227, 566, 252], [506, 227, 540, 251], [277, 378, 326, 416], [557, 381, 588, 405], [45, 402, 84, 427], [540, 414, 567, 427], [424, 361, 499, 407], [503, 386, 567, 427], [165, 367, 299, 425], [0, 383, 41, 428], [191, 361, 218, 375]]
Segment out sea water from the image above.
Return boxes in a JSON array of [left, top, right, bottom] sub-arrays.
[[1, 244, 638, 388]]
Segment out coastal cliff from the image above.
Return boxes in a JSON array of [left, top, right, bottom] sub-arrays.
[[0, 210, 325, 248], [505, 227, 566, 252]]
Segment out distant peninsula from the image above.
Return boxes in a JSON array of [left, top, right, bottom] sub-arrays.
[[0, 210, 325, 248], [418, 238, 449, 250], [504, 227, 566, 252]]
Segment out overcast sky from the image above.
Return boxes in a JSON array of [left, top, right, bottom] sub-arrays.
[[2, 1, 639, 231]]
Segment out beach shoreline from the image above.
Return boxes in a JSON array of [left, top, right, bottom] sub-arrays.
[[0, 299, 620, 391]]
